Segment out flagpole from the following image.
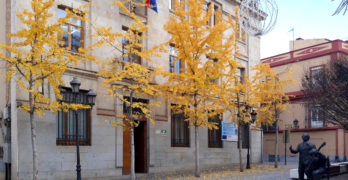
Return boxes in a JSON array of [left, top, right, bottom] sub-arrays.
[[292, 28, 295, 50], [289, 27, 295, 50]]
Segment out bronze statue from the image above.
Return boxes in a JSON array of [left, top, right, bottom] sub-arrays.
[[305, 142, 327, 180], [289, 133, 316, 180]]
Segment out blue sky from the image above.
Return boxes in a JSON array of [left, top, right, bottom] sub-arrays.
[[260, 0, 348, 58]]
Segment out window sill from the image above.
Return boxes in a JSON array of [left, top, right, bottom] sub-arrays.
[[56, 140, 91, 146], [116, 58, 156, 71], [64, 49, 84, 56], [208, 145, 223, 148], [119, 11, 147, 20], [237, 40, 247, 45], [171, 144, 190, 148], [171, 146, 190, 148]]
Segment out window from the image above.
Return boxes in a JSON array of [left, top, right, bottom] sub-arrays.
[[169, 0, 183, 10], [58, 6, 84, 52], [56, 88, 91, 145], [310, 65, 324, 88], [206, 57, 218, 83], [169, 0, 174, 9], [169, 44, 181, 73], [208, 114, 222, 148], [121, 0, 147, 17], [238, 122, 249, 149], [122, 27, 142, 64], [212, 5, 219, 26], [236, 26, 246, 43], [123, 97, 149, 116], [171, 105, 190, 147], [204, 3, 219, 26], [310, 105, 323, 128], [204, 3, 211, 26], [236, 67, 245, 83]]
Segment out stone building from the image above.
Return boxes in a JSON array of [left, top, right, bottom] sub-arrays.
[[0, 0, 262, 179], [261, 39, 348, 163]]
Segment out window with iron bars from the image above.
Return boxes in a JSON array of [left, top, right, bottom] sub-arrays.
[[171, 105, 190, 147], [208, 114, 223, 148], [56, 87, 91, 146]]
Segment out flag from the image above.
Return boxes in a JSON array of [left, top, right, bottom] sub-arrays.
[[288, 27, 294, 33], [146, 0, 158, 13]]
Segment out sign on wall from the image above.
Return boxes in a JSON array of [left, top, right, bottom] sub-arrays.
[[156, 129, 168, 136], [221, 121, 238, 141]]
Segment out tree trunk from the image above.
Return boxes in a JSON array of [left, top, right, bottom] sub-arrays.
[[29, 89, 38, 180], [238, 121, 243, 172], [129, 92, 135, 180], [194, 125, 200, 177], [128, 18, 136, 179], [237, 94, 243, 172], [274, 120, 279, 168], [274, 108, 279, 168]]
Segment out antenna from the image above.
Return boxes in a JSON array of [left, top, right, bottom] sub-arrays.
[[238, 0, 278, 36]]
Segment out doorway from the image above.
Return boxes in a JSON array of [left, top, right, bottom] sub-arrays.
[[134, 120, 147, 173], [122, 119, 148, 174], [122, 98, 148, 175]]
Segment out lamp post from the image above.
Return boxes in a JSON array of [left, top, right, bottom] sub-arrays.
[[246, 109, 257, 169], [70, 77, 96, 180]]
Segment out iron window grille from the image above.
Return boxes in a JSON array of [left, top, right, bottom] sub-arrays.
[[56, 87, 91, 146], [208, 114, 223, 148], [171, 105, 190, 147]]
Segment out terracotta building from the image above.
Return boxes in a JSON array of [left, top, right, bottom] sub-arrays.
[[0, 0, 263, 179], [261, 39, 348, 163]]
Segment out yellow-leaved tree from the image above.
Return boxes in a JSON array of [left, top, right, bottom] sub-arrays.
[[95, 1, 162, 179], [252, 63, 294, 168], [221, 67, 256, 172], [160, 0, 241, 177], [0, 1, 91, 179], [217, 7, 258, 172]]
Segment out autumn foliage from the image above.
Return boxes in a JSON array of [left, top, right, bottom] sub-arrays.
[[0, 1, 92, 179], [159, 0, 244, 177], [0, 0, 297, 178], [94, 0, 163, 179], [252, 63, 294, 168]]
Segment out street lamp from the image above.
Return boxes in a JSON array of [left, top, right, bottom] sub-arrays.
[[246, 109, 257, 169], [70, 77, 81, 93], [87, 89, 96, 106], [69, 77, 96, 180], [70, 77, 82, 180]]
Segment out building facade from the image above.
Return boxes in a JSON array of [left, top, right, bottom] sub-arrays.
[[0, 0, 262, 179], [261, 39, 348, 163]]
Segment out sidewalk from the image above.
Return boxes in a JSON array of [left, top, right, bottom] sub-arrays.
[[160, 164, 294, 180], [112, 164, 295, 180], [112, 164, 348, 180]]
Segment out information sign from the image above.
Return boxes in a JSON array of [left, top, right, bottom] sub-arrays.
[[221, 121, 238, 141]]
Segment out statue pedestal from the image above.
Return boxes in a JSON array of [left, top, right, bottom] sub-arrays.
[[289, 168, 307, 179]]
